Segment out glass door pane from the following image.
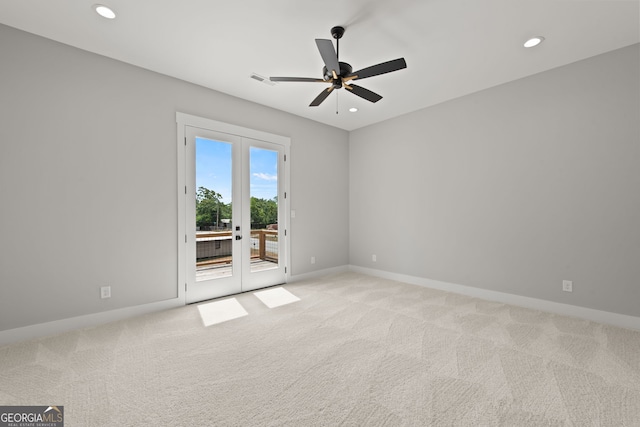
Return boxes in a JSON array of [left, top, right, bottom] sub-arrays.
[[249, 146, 279, 273], [195, 137, 234, 281]]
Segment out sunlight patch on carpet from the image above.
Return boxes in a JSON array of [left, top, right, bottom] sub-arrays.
[[254, 287, 300, 308], [198, 298, 248, 326]]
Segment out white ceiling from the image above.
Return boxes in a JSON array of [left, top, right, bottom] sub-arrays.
[[1, 0, 638, 131]]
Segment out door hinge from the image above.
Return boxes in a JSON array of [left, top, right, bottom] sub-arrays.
[[284, 229, 287, 236], [285, 267, 287, 274], [184, 137, 187, 146], [284, 192, 287, 199], [185, 283, 187, 292], [185, 185, 187, 194], [284, 154, 287, 161], [185, 234, 187, 243]]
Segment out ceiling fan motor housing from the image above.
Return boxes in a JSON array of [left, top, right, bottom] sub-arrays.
[[322, 62, 353, 81]]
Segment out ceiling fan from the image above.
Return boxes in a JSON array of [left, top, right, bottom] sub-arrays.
[[270, 26, 407, 107]]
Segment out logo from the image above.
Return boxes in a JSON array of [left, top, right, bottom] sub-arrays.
[[0, 406, 64, 427]]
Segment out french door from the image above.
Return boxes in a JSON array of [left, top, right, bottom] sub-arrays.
[[178, 115, 289, 304]]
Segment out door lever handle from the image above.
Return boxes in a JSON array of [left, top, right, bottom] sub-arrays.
[[235, 235, 242, 240]]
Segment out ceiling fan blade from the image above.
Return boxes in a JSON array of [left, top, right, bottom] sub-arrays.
[[345, 84, 383, 103], [349, 58, 407, 81], [315, 39, 340, 76], [309, 86, 335, 107], [270, 77, 326, 83]]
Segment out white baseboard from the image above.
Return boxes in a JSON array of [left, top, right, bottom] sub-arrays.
[[1, 264, 349, 346], [349, 265, 640, 331], [289, 265, 351, 283], [0, 298, 183, 346], [5, 265, 637, 346]]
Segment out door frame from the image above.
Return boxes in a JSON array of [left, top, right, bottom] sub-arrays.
[[176, 112, 291, 304]]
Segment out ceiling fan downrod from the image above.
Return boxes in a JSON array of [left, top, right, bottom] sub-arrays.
[[331, 26, 345, 64]]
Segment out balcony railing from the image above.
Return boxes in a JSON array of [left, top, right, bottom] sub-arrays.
[[196, 229, 278, 267], [250, 229, 278, 262]]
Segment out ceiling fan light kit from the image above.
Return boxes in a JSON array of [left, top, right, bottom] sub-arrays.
[[270, 25, 407, 108]]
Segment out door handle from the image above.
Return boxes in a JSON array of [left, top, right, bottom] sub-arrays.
[[235, 235, 242, 240]]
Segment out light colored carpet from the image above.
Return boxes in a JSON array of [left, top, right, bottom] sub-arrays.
[[1, 272, 639, 426]]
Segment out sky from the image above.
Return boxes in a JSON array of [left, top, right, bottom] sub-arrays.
[[196, 137, 278, 204]]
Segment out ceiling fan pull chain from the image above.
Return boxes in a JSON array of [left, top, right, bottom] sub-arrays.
[[336, 91, 339, 114]]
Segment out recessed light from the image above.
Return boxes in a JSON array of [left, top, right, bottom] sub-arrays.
[[524, 36, 544, 48], [349, 107, 358, 113], [94, 4, 116, 19]]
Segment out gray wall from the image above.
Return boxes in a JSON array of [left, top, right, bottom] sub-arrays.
[[0, 24, 349, 332], [350, 44, 640, 317]]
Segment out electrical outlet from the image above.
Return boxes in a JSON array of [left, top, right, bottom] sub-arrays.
[[372, 254, 377, 262], [562, 280, 573, 293], [101, 286, 111, 299], [310, 256, 315, 265]]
